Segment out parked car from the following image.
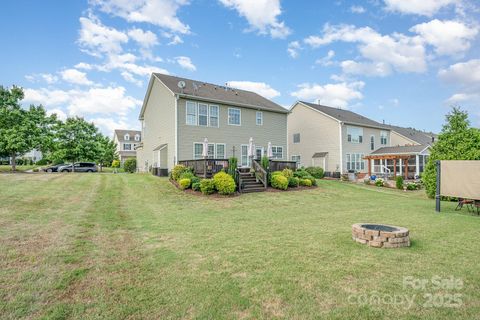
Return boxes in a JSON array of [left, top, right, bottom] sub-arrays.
[[42, 163, 67, 173], [58, 162, 97, 173]]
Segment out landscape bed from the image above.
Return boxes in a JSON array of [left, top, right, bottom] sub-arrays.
[[0, 173, 479, 319]]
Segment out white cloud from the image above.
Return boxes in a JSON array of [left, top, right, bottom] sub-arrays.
[[315, 50, 336, 66], [23, 86, 141, 117], [46, 108, 67, 121], [410, 19, 478, 56], [128, 28, 159, 47], [91, 0, 191, 34], [383, 0, 458, 16], [219, 0, 291, 38], [25, 73, 59, 84], [291, 81, 365, 108], [91, 117, 135, 134], [226, 81, 280, 99], [175, 56, 196, 71], [287, 41, 302, 58], [340, 60, 392, 77], [74, 62, 93, 70], [78, 14, 128, 57], [304, 24, 426, 74], [438, 59, 480, 106], [60, 69, 94, 86], [121, 71, 143, 86], [350, 5, 366, 14], [167, 34, 183, 45]]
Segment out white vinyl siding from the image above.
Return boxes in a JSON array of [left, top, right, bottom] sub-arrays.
[[347, 126, 363, 143], [186, 101, 197, 125], [272, 146, 283, 159], [198, 103, 208, 126], [228, 108, 241, 126], [256, 111, 263, 125], [346, 153, 365, 171]]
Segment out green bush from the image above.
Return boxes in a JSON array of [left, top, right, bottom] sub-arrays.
[[299, 178, 312, 187], [192, 181, 201, 191], [191, 176, 200, 185], [375, 178, 385, 187], [261, 156, 269, 170], [33, 168, 39, 172], [213, 172, 236, 195], [406, 182, 419, 190], [36, 159, 48, 165], [200, 179, 216, 195], [179, 178, 191, 190], [282, 168, 293, 178], [124, 158, 136, 173], [308, 177, 317, 186], [172, 165, 189, 181], [396, 176, 404, 189], [227, 157, 238, 178], [271, 171, 283, 177], [293, 169, 310, 179], [288, 176, 299, 188], [180, 171, 195, 181], [305, 167, 324, 179], [271, 174, 288, 190]]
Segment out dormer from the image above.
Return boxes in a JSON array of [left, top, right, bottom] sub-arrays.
[[124, 133, 130, 141], [135, 134, 140, 141]]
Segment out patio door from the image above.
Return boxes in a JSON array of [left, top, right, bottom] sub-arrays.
[[241, 145, 250, 167], [255, 146, 263, 160]]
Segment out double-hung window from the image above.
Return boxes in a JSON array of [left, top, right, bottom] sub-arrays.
[[272, 146, 283, 159], [123, 143, 132, 151], [209, 105, 219, 127], [293, 133, 300, 144], [256, 111, 263, 125], [370, 135, 375, 150], [380, 131, 388, 145], [186, 101, 197, 125], [347, 126, 363, 143], [228, 108, 241, 125], [198, 103, 208, 126], [216, 144, 225, 159], [291, 155, 301, 166], [346, 153, 365, 171]]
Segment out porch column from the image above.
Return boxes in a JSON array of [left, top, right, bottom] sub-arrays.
[[404, 157, 408, 179], [368, 158, 371, 177], [415, 155, 420, 177], [399, 159, 403, 175], [380, 159, 384, 173], [393, 158, 397, 177]]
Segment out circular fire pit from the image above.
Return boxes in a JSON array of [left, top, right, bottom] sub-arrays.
[[352, 223, 410, 248]]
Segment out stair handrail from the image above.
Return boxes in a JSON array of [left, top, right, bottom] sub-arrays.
[[252, 159, 268, 189], [235, 168, 244, 192]]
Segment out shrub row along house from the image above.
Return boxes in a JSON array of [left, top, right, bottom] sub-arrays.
[[136, 73, 435, 180]]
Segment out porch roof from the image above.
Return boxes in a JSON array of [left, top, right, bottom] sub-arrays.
[[153, 143, 167, 151], [312, 152, 328, 158]]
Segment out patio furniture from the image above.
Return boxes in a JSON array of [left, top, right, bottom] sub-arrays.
[[455, 198, 474, 212]]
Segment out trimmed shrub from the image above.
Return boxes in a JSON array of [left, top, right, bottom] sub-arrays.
[[180, 171, 195, 181], [282, 168, 293, 178], [124, 158, 136, 173], [179, 178, 191, 190], [191, 176, 200, 185], [375, 178, 385, 187], [288, 176, 299, 188], [406, 182, 419, 190], [308, 177, 317, 186], [271, 171, 283, 177], [293, 169, 310, 179], [213, 172, 236, 195], [111, 159, 120, 168], [192, 181, 201, 191], [396, 176, 404, 190], [271, 174, 288, 190], [200, 179, 216, 195], [299, 178, 312, 187], [305, 167, 324, 179], [36, 159, 48, 165], [172, 165, 189, 181]]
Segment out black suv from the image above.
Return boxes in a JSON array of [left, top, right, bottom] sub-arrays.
[[58, 162, 97, 173]]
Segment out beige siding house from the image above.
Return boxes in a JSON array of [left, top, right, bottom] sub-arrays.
[[288, 101, 391, 176], [137, 73, 289, 173], [113, 129, 141, 164]]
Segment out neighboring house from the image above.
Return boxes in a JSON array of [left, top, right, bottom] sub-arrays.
[[288, 101, 391, 176], [0, 149, 43, 164], [288, 101, 435, 179], [113, 129, 141, 164], [136, 73, 288, 173]]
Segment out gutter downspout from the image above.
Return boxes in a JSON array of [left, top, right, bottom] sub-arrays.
[[339, 121, 343, 174], [174, 94, 179, 166]]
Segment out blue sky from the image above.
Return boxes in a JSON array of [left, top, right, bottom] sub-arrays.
[[1, 0, 479, 134]]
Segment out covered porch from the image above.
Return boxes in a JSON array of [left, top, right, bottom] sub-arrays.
[[364, 145, 430, 180]]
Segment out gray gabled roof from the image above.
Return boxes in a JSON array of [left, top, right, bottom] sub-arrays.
[[384, 124, 437, 146], [298, 101, 388, 129], [370, 145, 429, 155], [312, 152, 328, 158], [154, 73, 288, 114], [114, 129, 141, 141]]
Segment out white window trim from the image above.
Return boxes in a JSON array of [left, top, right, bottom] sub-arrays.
[[198, 103, 209, 127], [124, 134, 130, 141], [134, 134, 140, 141], [380, 131, 388, 145], [291, 155, 301, 166], [228, 107, 241, 126], [240, 144, 249, 167], [370, 134, 375, 151], [347, 126, 363, 144], [272, 145, 284, 160], [256, 111, 263, 126], [209, 105, 219, 128], [215, 143, 226, 159], [123, 143, 132, 151], [186, 101, 198, 126], [346, 153, 365, 172]]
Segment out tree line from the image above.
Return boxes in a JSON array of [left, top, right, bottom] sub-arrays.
[[0, 86, 118, 171]]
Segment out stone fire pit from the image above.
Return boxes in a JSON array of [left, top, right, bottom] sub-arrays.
[[352, 223, 410, 248]]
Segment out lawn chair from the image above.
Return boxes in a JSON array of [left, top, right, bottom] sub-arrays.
[[455, 198, 474, 212]]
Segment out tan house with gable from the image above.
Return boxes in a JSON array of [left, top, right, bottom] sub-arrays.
[[113, 129, 141, 164], [136, 73, 289, 174]]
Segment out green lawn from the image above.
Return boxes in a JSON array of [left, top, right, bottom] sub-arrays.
[[0, 174, 479, 319], [0, 165, 39, 172]]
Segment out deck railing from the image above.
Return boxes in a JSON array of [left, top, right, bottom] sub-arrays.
[[252, 159, 267, 189], [178, 158, 229, 178], [268, 160, 297, 172]]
